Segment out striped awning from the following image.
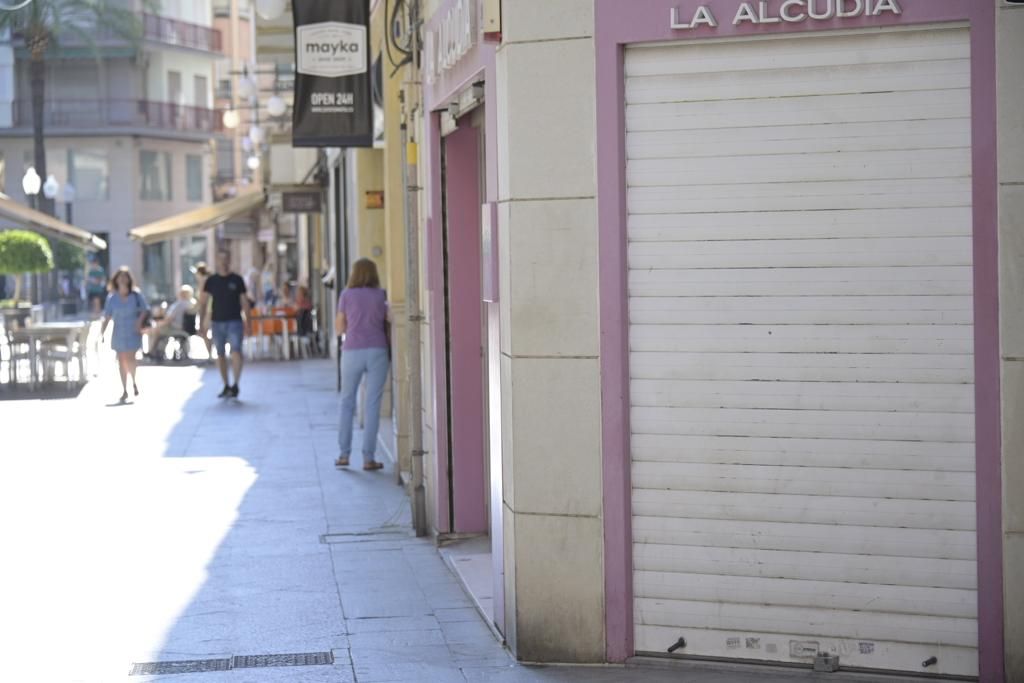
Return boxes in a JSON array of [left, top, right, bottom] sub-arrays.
[[0, 193, 107, 251], [129, 190, 265, 245]]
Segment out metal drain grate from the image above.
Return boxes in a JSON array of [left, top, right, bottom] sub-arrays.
[[234, 652, 334, 668], [129, 658, 231, 675], [129, 651, 333, 676]]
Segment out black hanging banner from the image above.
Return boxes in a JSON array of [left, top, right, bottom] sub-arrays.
[[292, 0, 373, 148]]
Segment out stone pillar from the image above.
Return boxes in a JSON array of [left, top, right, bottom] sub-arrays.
[[496, 0, 605, 662], [998, 3, 1024, 680]]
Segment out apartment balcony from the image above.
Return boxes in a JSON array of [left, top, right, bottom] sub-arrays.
[[8, 14, 222, 56], [143, 13, 223, 53], [8, 99, 224, 135]]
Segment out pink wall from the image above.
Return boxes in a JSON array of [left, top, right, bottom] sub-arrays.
[[594, 0, 1002, 678], [423, 0, 500, 534], [443, 122, 488, 533]]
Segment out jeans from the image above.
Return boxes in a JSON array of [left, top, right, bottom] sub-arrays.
[[338, 347, 390, 462], [211, 319, 244, 356]]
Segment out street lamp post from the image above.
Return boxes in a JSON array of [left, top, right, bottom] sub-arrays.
[[20, 167, 42, 302], [22, 166, 41, 210], [62, 181, 76, 224], [41, 174, 61, 304]]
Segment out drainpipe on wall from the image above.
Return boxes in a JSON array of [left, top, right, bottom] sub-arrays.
[[401, 110, 427, 537]]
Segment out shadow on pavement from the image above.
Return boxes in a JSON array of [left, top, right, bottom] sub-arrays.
[[128, 358, 408, 682], [0, 382, 86, 401]]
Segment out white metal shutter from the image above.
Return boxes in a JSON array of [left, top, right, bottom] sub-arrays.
[[626, 27, 975, 677]]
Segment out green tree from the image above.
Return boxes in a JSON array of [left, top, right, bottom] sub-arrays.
[[51, 238, 85, 272], [0, 0, 147, 216], [0, 230, 54, 301]]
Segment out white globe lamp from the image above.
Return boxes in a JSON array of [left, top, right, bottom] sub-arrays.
[[248, 125, 264, 144], [266, 94, 287, 117], [246, 155, 261, 171], [22, 167, 41, 196], [42, 173, 60, 200], [238, 74, 257, 100], [222, 109, 241, 129], [255, 0, 287, 21]]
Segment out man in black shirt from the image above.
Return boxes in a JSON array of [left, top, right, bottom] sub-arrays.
[[199, 249, 251, 398]]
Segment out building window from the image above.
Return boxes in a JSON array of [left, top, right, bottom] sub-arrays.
[[69, 149, 110, 201], [194, 75, 209, 109], [186, 154, 203, 201], [216, 137, 234, 179], [140, 150, 173, 201]]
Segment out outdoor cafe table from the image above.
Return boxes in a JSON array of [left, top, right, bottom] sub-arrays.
[[7, 320, 90, 390], [248, 311, 294, 361]]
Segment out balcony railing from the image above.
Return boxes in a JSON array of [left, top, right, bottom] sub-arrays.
[[143, 13, 223, 53], [10, 14, 222, 53], [11, 100, 224, 134]]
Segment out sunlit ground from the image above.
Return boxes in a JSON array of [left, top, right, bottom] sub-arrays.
[[0, 361, 257, 682]]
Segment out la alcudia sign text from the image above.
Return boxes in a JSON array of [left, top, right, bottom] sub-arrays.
[[671, 0, 901, 29]]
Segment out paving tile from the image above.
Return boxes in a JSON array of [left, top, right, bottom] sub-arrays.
[[435, 607, 483, 623], [348, 628, 447, 649], [441, 619, 501, 646], [345, 615, 443, 634], [350, 644, 464, 682]]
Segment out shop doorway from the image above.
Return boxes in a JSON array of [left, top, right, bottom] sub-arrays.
[[440, 117, 486, 535], [439, 107, 505, 631]]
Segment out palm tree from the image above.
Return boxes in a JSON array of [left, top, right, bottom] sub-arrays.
[[0, 0, 147, 216]]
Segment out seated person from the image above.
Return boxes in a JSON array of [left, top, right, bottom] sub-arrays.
[[278, 281, 294, 307], [146, 285, 196, 359], [295, 285, 314, 336], [295, 285, 313, 311]]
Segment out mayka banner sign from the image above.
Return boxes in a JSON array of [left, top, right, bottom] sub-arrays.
[[292, 0, 372, 148]]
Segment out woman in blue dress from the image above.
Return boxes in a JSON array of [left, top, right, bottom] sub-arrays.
[[100, 267, 149, 402]]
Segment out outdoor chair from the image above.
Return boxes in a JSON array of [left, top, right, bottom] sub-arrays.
[[4, 329, 35, 388], [39, 326, 89, 386]]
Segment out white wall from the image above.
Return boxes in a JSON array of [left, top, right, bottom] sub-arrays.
[[495, 0, 604, 663], [158, 0, 214, 27], [146, 50, 216, 107]]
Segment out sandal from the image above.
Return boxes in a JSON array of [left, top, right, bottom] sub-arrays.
[[335, 456, 350, 468], [363, 461, 383, 471]]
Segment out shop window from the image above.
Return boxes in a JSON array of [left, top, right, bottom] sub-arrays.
[[186, 154, 203, 201], [140, 150, 173, 201]]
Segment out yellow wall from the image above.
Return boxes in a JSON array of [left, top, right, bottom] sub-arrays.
[[352, 148, 386, 274], [370, 1, 415, 470]]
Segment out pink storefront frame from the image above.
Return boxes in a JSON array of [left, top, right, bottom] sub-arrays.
[[423, 0, 499, 536], [594, 1, 1002, 679]]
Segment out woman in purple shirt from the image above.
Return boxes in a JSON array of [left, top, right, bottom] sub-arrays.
[[335, 259, 390, 470]]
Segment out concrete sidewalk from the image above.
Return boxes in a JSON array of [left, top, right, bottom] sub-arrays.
[[114, 359, 902, 683]]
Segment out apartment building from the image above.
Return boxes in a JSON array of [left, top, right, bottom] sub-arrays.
[[0, 0, 222, 302]]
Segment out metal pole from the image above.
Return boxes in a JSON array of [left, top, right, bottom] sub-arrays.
[[401, 114, 427, 537]]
